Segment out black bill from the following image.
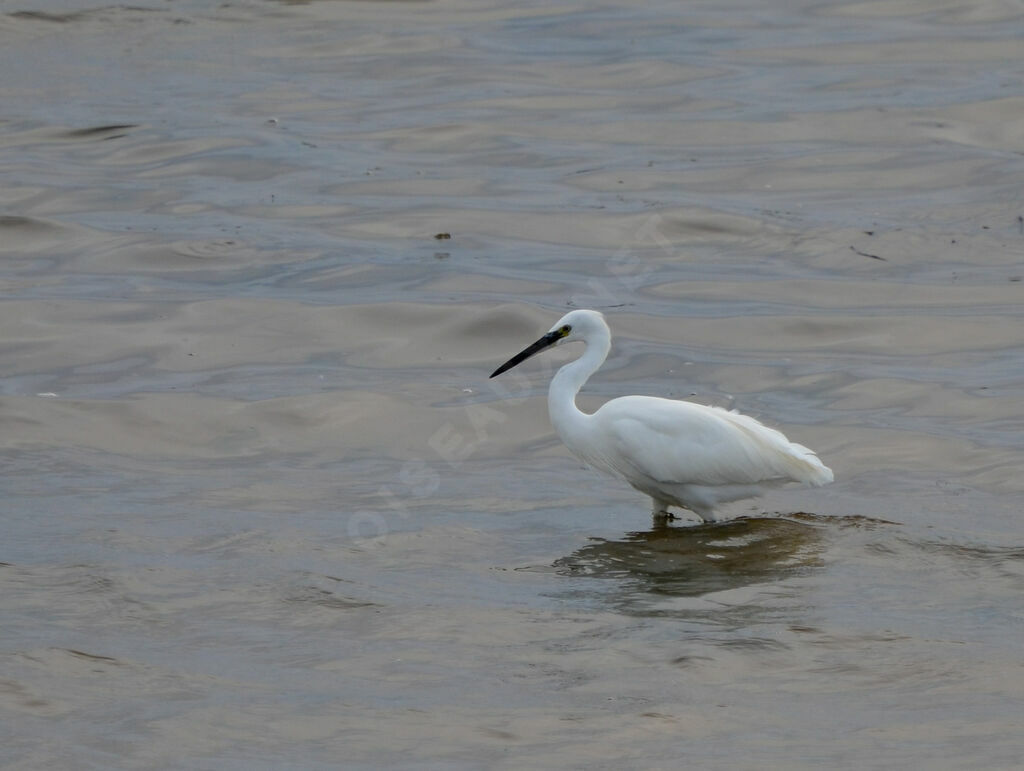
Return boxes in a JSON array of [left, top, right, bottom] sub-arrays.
[[489, 330, 562, 378]]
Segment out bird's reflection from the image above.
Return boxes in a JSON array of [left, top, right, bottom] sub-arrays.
[[555, 514, 826, 599]]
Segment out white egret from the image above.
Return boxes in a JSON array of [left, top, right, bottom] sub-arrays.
[[490, 309, 832, 523]]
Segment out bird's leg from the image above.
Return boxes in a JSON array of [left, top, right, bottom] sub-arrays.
[[651, 499, 676, 522], [693, 508, 718, 525]]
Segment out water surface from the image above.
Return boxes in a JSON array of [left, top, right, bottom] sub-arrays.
[[2, 0, 1024, 768]]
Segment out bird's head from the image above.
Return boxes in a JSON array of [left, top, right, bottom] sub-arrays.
[[490, 309, 608, 378]]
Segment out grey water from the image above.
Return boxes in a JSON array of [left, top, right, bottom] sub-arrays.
[[2, 0, 1024, 768]]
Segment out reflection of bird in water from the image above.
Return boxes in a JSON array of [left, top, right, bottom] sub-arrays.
[[556, 516, 825, 597], [491, 310, 832, 523]]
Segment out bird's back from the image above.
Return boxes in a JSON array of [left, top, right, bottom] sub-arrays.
[[575, 395, 832, 489]]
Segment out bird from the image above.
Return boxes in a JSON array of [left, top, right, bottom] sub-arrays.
[[489, 309, 832, 523]]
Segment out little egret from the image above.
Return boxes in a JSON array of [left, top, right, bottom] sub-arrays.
[[490, 309, 832, 522]]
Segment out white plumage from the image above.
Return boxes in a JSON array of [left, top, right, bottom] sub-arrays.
[[490, 309, 832, 522]]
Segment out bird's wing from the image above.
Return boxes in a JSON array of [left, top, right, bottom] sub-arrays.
[[593, 396, 831, 487]]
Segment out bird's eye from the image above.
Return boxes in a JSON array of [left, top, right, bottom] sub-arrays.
[[560, 325, 571, 335]]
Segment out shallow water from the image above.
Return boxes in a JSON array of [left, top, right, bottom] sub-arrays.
[[2, 0, 1024, 768]]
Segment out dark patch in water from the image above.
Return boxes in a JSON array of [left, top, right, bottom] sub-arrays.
[[63, 124, 138, 139], [555, 515, 828, 597]]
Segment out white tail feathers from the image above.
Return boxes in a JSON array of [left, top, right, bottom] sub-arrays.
[[786, 443, 834, 486], [715, 407, 833, 487]]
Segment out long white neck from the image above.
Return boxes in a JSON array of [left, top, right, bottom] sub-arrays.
[[547, 329, 611, 446]]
